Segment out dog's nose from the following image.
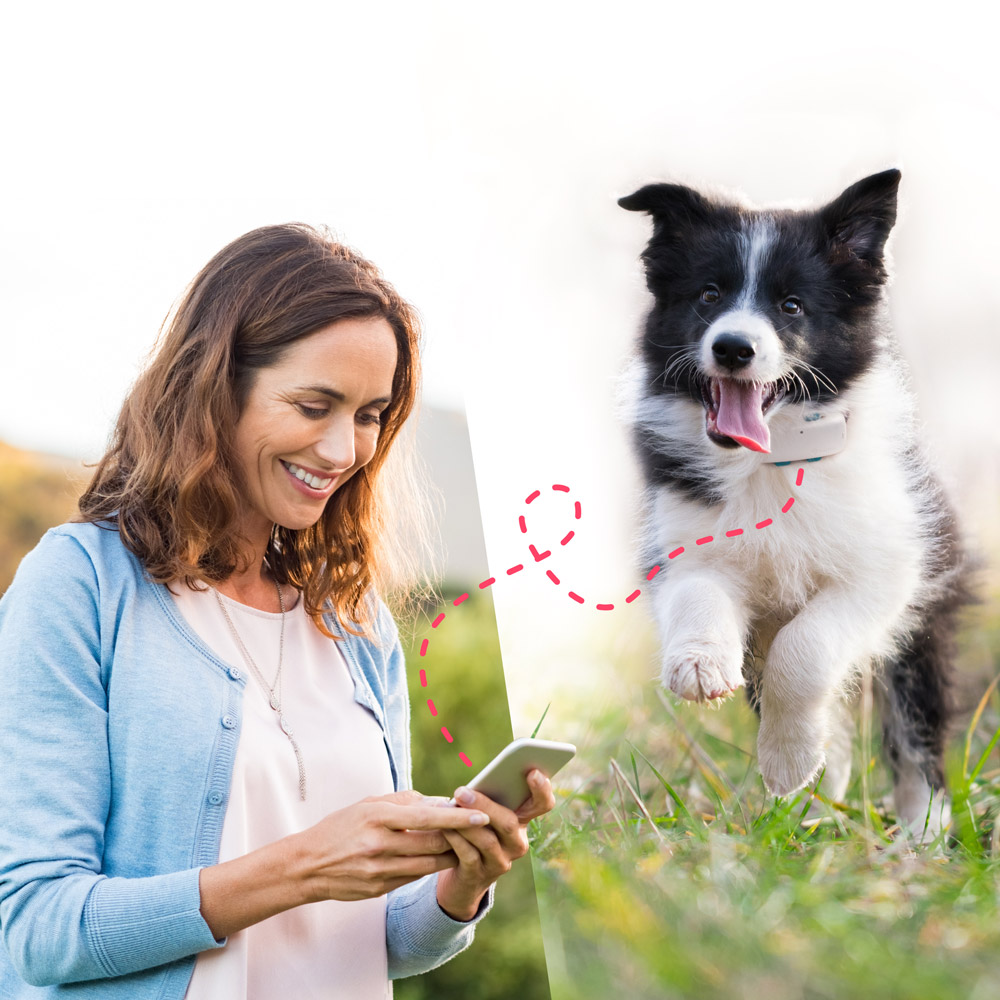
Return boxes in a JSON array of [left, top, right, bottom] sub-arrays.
[[711, 333, 756, 371]]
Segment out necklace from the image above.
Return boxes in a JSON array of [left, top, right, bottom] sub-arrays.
[[213, 581, 307, 801]]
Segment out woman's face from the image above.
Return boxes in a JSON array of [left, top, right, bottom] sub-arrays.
[[231, 315, 398, 543]]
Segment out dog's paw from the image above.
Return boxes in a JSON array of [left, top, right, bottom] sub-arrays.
[[661, 643, 744, 703], [757, 717, 825, 797], [894, 781, 951, 845]]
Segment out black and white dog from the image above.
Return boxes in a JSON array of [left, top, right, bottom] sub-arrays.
[[620, 170, 969, 836]]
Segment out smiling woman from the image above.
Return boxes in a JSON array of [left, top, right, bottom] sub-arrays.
[[230, 317, 398, 554], [0, 224, 554, 1000]]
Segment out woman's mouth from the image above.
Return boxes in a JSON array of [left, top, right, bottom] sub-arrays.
[[280, 460, 338, 493]]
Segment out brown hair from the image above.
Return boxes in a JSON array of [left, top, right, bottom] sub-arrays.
[[78, 223, 425, 635]]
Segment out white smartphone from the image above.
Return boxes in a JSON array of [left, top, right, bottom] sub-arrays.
[[454, 737, 577, 810]]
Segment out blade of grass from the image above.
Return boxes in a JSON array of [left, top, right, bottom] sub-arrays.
[[629, 744, 707, 841], [610, 758, 671, 847], [962, 671, 1000, 778], [531, 702, 552, 739]]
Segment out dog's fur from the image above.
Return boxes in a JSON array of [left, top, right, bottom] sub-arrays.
[[619, 170, 970, 836]]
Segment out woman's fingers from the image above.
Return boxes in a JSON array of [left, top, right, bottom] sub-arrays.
[[385, 829, 454, 856], [439, 828, 486, 868], [450, 788, 528, 859], [515, 769, 556, 822], [374, 801, 490, 832]]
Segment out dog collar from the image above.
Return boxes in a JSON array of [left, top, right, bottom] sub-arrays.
[[763, 410, 847, 465]]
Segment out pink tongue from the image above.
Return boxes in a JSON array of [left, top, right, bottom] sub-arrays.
[[716, 379, 771, 453]]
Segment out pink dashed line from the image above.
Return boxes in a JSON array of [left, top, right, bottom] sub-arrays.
[[418, 467, 807, 769]]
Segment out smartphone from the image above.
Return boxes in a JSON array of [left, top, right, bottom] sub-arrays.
[[455, 737, 577, 810]]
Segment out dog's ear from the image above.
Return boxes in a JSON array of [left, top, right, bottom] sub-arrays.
[[618, 184, 713, 228], [820, 169, 901, 265]]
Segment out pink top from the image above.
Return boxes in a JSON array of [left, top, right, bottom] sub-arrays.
[[172, 585, 395, 1000]]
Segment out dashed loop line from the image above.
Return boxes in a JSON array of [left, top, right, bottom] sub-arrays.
[[418, 471, 808, 769]]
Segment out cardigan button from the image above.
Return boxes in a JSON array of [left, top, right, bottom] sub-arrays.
[[208, 791, 225, 806], [228, 666, 242, 681], [221, 715, 237, 729]]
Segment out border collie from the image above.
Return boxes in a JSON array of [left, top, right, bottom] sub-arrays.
[[619, 170, 969, 837]]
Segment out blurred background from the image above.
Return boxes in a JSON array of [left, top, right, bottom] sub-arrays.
[[3, 2, 998, 997]]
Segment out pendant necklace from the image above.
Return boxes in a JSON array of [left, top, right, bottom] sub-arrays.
[[213, 580, 307, 801]]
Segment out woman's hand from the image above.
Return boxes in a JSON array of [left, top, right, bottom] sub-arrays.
[[297, 790, 490, 901], [199, 790, 490, 940], [434, 769, 556, 921]]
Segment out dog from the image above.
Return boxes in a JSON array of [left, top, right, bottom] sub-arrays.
[[619, 170, 970, 837]]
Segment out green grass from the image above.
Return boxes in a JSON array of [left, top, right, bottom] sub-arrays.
[[529, 602, 1000, 1000]]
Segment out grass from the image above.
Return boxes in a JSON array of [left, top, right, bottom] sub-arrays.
[[528, 601, 1000, 1000]]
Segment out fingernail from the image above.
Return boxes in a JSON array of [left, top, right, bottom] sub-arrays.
[[454, 787, 475, 806], [471, 812, 489, 825]]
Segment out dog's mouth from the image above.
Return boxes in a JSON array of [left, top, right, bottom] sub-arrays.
[[700, 377, 784, 453]]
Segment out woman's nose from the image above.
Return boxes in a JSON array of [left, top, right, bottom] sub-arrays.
[[315, 416, 356, 470]]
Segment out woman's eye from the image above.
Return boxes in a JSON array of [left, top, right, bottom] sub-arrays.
[[780, 297, 802, 315], [297, 403, 328, 419], [699, 285, 721, 304], [357, 412, 383, 427]]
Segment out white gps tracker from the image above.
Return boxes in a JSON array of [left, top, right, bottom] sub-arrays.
[[764, 410, 848, 465]]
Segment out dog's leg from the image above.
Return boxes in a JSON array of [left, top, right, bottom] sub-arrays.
[[815, 694, 855, 804], [653, 571, 746, 703], [758, 583, 911, 796], [879, 620, 954, 841]]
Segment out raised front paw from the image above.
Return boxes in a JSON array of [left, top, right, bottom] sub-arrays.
[[661, 642, 744, 703], [757, 715, 825, 796]]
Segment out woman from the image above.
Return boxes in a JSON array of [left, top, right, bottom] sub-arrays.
[[0, 224, 553, 998]]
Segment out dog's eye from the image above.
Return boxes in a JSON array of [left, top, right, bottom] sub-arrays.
[[700, 285, 721, 304], [780, 297, 802, 315]]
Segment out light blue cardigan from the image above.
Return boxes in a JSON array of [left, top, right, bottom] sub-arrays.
[[0, 523, 488, 997]]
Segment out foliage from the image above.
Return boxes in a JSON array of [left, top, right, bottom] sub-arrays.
[[396, 588, 551, 1000], [0, 441, 85, 594]]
